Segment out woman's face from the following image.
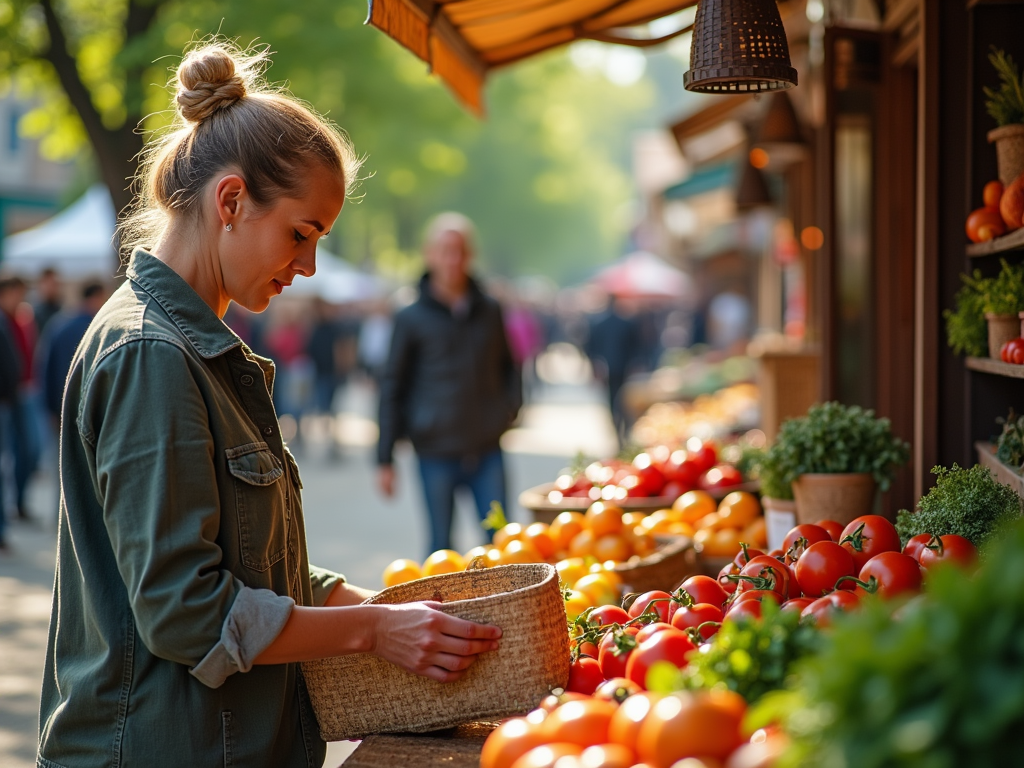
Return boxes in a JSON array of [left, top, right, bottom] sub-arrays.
[[220, 164, 345, 313]]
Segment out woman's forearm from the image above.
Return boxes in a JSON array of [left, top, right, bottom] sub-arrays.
[[323, 582, 377, 606], [253, 605, 377, 665]]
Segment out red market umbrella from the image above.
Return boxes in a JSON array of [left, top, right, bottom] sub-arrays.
[[593, 250, 694, 300]]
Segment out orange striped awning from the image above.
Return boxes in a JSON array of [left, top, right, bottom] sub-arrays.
[[366, 0, 699, 113]]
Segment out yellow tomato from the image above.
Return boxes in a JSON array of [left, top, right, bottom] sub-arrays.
[[673, 490, 717, 524], [550, 511, 586, 551], [381, 558, 422, 588], [422, 549, 466, 576], [666, 521, 696, 538], [493, 522, 525, 550], [717, 491, 761, 529], [499, 539, 542, 565], [641, 510, 679, 536], [585, 502, 624, 537], [523, 522, 557, 560], [741, 517, 768, 549], [593, 533, 632, 563], [556, 557, 590, 587], [590, 562, 624, 589], [573, 573, 619, 607], [563, 589, 591, 622], [568, 529, 596, 558], [484, 548, 503, 567], [464, 545, 490, 563], [621, 512, 647, 530]]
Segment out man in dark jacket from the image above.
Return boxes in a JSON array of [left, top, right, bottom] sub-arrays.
[[377, 213, 521, 554]]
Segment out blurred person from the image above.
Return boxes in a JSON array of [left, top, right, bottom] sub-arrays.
[[38, 43, 500, 768], [0, 276, 41, 520], [707, 288, 752, 351], [0, 302, 19, 548], [306, 298, 341, 415], [377, 213, 522, 555], [585, 293, 642, 445], [504, 296, 545, 402], [34, 267, 64, 336], [358, 299, 394, 384]]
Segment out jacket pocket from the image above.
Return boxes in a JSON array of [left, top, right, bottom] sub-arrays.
[[226, 442, 287, 572]]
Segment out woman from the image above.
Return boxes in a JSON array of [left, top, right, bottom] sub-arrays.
[[37, 43, 500, 768]]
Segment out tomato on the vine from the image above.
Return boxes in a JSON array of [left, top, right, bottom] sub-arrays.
[[588, 604, 631, 627], [717, 563, 739, 595], [678, 575, 729, 608], [839, 515, 902, 571], [627, 590, 673, 623], [566, 656, 605, 694], [734, 556, 797, 600], [671, 602, 724, 640], [794, 540, 856, 597], [780, 597, 815, 615], [782, 524, 832, 555], [635, 622, 675, 643], [724, 598, 767, 622], [902, 533, 934, 562], [732, 543, 766, 568], [918, 534, 977, 571], [801, 590, 860, 627], [842, 552, 923, 599], [625, 629, 695, 689], [597, 626, 638, 680]]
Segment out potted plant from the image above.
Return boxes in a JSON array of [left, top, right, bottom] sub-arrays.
[[756, 446, 797, 551], [771, 402, 910, 526], [944, 269, 989, 358], [985, 47, 1024, 186], [982, 259, 1024, 358]]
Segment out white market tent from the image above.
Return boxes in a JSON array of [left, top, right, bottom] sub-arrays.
[[287, 249, 386, 304], [1, 184, 118, 279], [592, 251, 695, 302]]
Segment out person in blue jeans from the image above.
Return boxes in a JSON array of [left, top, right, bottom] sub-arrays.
[[377, 213, 522, 555]]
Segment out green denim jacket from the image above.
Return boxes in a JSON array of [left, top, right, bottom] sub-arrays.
[[38, 249, 344, 768]]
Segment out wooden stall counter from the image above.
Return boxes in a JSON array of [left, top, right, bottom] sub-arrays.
[[340, 722, 496, 767]]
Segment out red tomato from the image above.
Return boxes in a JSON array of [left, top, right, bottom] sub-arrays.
[[670, 603, 723, 639], [566, 657, 605, 695], [598, 627, 639, 680], [1015, 342, 1024, 366], [732, 544, 766, 569], [589, 605, 631, 628], [902, 533, 934, 562], [635, 623, 675, 644], [735, 556, 797, 600], [801, 590, 860, 627], [627, 591, 673, 623], [625, 629, 695, 689], [724, 598, 766, 622], [664, 450, 702, 488], [576, 640, 599, 658], [700, 464, 743, 491], [729, 589, 781, 609], [780, 597, 815, 615], [661, 480, 685, 500], [593, 677, 642, 704], [794, 541, 857, 597], [782, 524, 833, 554], [814, 519, 845, 542], [717, 563, 738, 595], [678, 575, 729, 609], [633, 463, 667, 498], [839, 515, 902, 571], [849, 552, 923, 599], [917, 534, 977, 571], [690, 441, 718, 473], [539, 691, 589, 712]]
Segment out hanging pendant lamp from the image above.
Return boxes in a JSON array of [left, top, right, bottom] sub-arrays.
[[685, 0, 798, 93], [754, 91, 808, 166], [736, 150, 774, 210]]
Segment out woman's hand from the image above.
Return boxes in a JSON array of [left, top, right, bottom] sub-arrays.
[[370, 602, 501, 683]]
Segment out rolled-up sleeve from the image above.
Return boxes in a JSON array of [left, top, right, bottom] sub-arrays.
[[309, 565, 346, 607], [81, 339, 292, 688]]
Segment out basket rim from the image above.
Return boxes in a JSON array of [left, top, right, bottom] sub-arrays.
[[362, 562, 559, 611]]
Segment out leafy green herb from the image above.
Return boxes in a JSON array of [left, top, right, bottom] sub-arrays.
[[944, 270, 989, 357], [655, 602, 821, 704], [981, 258, 1024, 316], [750, 519, 1024, 767], [895, 464, 1022, 548], [756, 444, 794, 501], [996, 409, 1024, 468], [482, 501, 508, 533], [985, 46, 1024, 127], [770, 402, 910, 492]]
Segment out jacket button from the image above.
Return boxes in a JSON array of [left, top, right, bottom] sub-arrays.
[[264, 426, 274, 435], [240, 374, 254, 386]]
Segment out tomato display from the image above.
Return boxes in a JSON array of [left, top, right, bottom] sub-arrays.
[[541, 699, 618, 748], [839, 515, 902, 570], [794, 541, 857, 598], [635, 691, 746, 765], [481, 717, 548, 768]]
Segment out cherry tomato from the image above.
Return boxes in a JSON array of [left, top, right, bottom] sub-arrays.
[[625, 629, 695, 690], [627, 591, 673, 623], [918, 534, 977, 571], [635, 623, 675, 643], [839, 515, 902, 571], [845, 552, 923, 599], [670, 603, 723, 639], [717, 563, 738, 595], [794, 541, 856, 597], [678, 575, 729, 609], [566, 656, 605, 695], [781, 524, 832, 555], [902, 533, 934, 562], [814, 519, 845, 542], [801, 590, 860, 627], [598, 627, 639, 680], [588, 605, 631, 628]]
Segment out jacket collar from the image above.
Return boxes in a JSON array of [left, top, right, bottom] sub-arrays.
[[126, 248, 243, 359], [417, 272, 484, 315]]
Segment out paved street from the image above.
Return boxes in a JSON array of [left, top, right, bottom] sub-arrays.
[[0, 380, 617, 767]]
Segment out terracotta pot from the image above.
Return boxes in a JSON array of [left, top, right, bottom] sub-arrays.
[[986, 312, 1020, 359], [1018, 310, 1024, 339], [762, 497, 797, 552], [988, 124, 1024, 186], [791, 473, 877, 528]]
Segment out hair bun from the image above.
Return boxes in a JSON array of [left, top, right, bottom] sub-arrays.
[[176, 46, 247, 123]]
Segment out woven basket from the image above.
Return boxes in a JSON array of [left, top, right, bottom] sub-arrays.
[[301, 564, 569, 741], [612, 536, 697, 594]]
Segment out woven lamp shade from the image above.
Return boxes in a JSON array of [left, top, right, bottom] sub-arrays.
[[685, 0, 798, 93]]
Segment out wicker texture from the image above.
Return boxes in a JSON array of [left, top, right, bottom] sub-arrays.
[[685, 0, 797, 93], [302, 564, 569, 741], [612, 536, 696, 593]]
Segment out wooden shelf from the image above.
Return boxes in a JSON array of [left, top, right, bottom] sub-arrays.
[[976, 441, 1024, 497], [967, 227, 1024, 257], [965, 356, 1024, 378]]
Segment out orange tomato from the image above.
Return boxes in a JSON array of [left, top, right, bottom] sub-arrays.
[[542, 699, 618, 748], [640, 510, 677, 536], [569, 529, 596, 558], [499, 539, 542, 565], [524, 522, 557, 560], [673, 490, 717, 524], [716, 492, 761, 528], [480, 717, 547, 768], [697, 528, 743, 558], [586, 502, 624, 537], [589, 562, 623, 589], [578, 743, 635, 768], [509, 743, 583, 768], [422, 549, 466, 576], [636, 691, 746, 766], [593, 534, 632, 563], [695, 512, 724, 531], [556, 557, 590, 586], [573, 573, 619, 607], [666, 521, 696, 538], [382, 558, 422, 587], [550, 512, 586, 551], [966, 206, 1006, 243], [464, 545, 491, 563], [621, 512, 647, 529], [984, 179, 1005, 209], [493, 522, 525, 550], [741, 517, 768, 549], [485, 548, 503, 567], [608, 692, 662, 753], [626, 527, 658, 558]]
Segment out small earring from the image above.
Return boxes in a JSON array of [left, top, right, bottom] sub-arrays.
[[225, 223, 233, 232]]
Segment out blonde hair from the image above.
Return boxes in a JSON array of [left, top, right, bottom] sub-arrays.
[[119, 41, 362, 259], [424, 212, 477, 254]]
